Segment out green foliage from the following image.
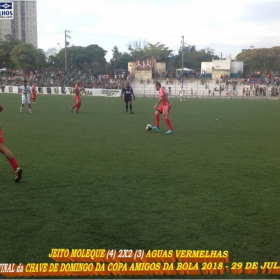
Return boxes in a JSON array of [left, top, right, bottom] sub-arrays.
[[169, 45, 218, 71], [9, 34, 280, 75], [0, 35, 20, 68], [45, 48, 61, 69], [56, 44, 107, 73], [185, 49, 219, 71], [126, 40, 218, 71], [110, 46, 134, 71], [127, 40, 173, 62], [117, 52, 131, 70], [236, 47, 280, 74], [111, 46, 123, 70], [10, 42, 47, 73]]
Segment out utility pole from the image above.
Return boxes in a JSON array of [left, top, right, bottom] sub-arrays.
[[65, 30, 71, 72], [181, 36, 184, 87]]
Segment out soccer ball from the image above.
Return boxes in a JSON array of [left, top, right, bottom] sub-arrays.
[[146, 124, 152, 131]]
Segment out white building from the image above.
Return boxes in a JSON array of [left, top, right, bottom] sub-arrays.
[[201, 56, 244, 79], [0, 1, 38, 48]]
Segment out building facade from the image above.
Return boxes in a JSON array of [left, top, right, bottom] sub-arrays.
[[0, 1, 38, 48], [128, 58, 166, 80], [201, 56, 244, 79]]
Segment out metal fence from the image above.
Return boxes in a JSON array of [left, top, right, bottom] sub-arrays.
[[130, 79, 278, 98]]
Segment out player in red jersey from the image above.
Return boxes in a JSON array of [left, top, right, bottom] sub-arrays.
[[70, 81, 83, 113], [0, 102, 22, 182], [31, 83, 37, 104], [152, 82, 174, 134]]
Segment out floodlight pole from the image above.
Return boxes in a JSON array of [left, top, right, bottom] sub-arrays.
[[65, 30, 68, 72], [181, 36, 184, 87], [65, 30, 71, 72]]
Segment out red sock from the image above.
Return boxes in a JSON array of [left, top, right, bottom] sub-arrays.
[[76, 105, 81, 112], [155, 114, 160, 128], [9, 158, 18, 171], [72, 104, 79, 109], [165, 118, 173, 130]]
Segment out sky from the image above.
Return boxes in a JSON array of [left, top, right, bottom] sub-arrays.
[[37, 0, 280, 62]]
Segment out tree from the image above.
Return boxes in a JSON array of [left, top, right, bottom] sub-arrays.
[[127, 39, 149, 60], [202, 47, 214, 55], [236, 47, 280, 75], [110, 46, 132, 71], [175, 45, 218, 72], [117, 52, 132, 70], [110, 46, 121, 70], [56, 44, 107, 73], [127, 40, 174, 62], [182, 45, 196, 54], [0, 34, 20, 68], [45, 48, 60, 69], [86, 44, 107, 65], [128, 39, 149, 53], [36, 49, 47, 68], [112, 46, 121, 61], [184, 49, 218, 71], [143, 42, 173, 62], [45, 48, 58, 63], [10, 42, 46, 73], [45, 47, 58, 60]]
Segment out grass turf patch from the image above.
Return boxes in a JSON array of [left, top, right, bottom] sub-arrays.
[[0, 94, 280, 278]]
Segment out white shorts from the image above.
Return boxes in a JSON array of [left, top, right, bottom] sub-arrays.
[[22, 94, 31, 104]]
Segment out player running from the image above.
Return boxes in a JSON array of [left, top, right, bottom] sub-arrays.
[[179, 86, 185, 102], [152, 82, 174, 134], [0, 102, 22, 182], [31, 83, 37, 104], [121, 82, 135, 114], [20, 80, 32, 113], [70, 81, 83, 114]]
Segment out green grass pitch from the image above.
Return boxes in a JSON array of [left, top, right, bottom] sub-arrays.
[[1, 94, 280, 278]]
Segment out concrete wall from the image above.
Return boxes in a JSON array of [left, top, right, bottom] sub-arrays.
[[201, 56, 244, 79], [135, 70, 152, 81], [231, 61, 244, 74], [212, 57, 231, 70], [128, 62, 136, 77], [201, 62, 212, 74], [128, 59, 165, 79], [212, 70, 230, 80], [154, 62, 166, 72]]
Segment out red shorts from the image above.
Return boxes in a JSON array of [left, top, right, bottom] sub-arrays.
[[0, 129, 4, 144], [158, 105, 171, 116], [74, 96, 81, 104]]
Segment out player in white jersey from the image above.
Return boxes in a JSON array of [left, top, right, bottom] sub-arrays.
[[20, 80, 32, 113], [179, 86, 185, 102]]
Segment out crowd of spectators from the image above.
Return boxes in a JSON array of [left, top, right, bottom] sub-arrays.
[[0, 69, 129, 89], [240, 76, 280, 86], [152, 70, 201, 79], [1, 68, 280, 97]]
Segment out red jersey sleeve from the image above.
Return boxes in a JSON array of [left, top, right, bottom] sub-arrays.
[[74, 85, 80, 95], [159, 88, 165, 97]]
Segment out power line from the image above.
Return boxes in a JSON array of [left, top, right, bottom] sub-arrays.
[[69, 30, 134, 39]]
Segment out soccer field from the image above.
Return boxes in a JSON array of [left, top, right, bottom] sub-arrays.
[[1, 94, 280, 278]]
